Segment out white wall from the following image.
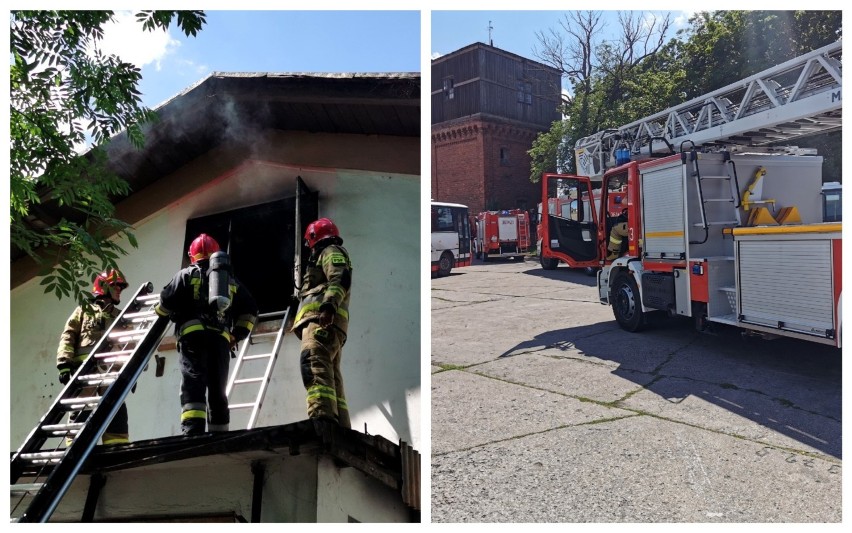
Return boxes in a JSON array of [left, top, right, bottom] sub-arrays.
[[9, 162, 421, 454]]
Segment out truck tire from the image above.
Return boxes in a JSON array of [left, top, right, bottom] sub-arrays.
[[540, 256, 558, 270], [611, 272, 646, 332], [438, 251, 453, 277]]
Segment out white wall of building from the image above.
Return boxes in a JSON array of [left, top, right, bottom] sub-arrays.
[[9, 157, 421, 456]]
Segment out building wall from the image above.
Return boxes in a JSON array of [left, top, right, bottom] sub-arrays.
[[9, 131, 422, 456], [39, 451, 407, 522], [432, 43, 561, 128], [432, 117, 541, 214]]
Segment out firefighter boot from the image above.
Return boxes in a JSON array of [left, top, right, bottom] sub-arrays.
[[312, 416, 338, 452]]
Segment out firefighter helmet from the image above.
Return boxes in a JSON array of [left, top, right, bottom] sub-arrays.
[[92, 269, 128, 298], [188, 233, 220, 264], [304, 218, 340, 248]]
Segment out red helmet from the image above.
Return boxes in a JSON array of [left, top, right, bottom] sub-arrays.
[[92, 269, 128, 298], [188, 233, 220, 263], [304, 218, 340, 248]]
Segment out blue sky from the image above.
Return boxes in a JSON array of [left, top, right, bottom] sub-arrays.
[[98, 10, 422, 109], [432, 10, 695, 75]]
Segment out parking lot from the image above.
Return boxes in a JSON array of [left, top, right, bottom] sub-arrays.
[[431, 258, 842, 522]]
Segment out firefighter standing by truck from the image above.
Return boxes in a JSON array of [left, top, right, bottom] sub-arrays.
[[56, 269, 131, 445], [155, 234, 258, 435], [293, 218, 353, 432]]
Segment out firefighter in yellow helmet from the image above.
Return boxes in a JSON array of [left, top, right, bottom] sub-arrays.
[[293, 218, 353, 431], [606, 208, 629, 261], [56, 269, 130, 445]]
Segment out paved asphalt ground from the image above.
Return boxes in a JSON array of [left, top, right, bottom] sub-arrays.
[[430, 258, 842, 523]]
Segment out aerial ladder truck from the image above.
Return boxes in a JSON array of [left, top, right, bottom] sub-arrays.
[[539, 41, 841, 347]]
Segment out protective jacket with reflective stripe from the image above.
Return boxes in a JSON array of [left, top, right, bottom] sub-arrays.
[[293, 243, 352, 338], [155, 262, 258, 342], [57, 299, 120, 368]]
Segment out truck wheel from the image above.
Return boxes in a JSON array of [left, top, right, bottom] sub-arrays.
[[438, 251, 453, 277], [540, 256, 558, 270], [611, 272, 646, 332]]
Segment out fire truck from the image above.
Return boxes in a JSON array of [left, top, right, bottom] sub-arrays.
[[540, 42, 842, 347], [474, 209, 531, 261]]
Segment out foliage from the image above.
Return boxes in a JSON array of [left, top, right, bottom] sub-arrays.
[[10, 10, 205, 308]]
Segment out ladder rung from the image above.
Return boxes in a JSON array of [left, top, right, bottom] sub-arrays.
[[98, 356, 131, 364], [19, 450, 66, 462], [695, 221, 739, 226], [703, 198, 734, 202], [234, 377, 264, 385], [242, 353, 273, 361], [228, 403, 257, 410], [122, 310, 157, 320], [250, 332, 280, 340], [60, 396, 102, 408], [699, 175, 730, 179], [11, 483, 44, 495], [77, 372, 120, 383], [94, 350, 134, 359], [136, 294, 160, 302], [109, 327, 151, 338], [41, 422, 85, 434]]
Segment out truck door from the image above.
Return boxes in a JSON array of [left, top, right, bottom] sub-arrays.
[[542, 174, 600, 265]]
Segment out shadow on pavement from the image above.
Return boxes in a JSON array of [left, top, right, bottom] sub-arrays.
[[499, 316, 841, 459]]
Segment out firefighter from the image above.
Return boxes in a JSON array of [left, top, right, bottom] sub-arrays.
[[293, 218, 353, 431], [56, 269, 131, 445], [606, 208, 629, 261], [155, 234, 258, 436]]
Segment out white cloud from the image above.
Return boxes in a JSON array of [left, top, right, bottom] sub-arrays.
[[97, 11, 181, 71], [431, 52, 443, 60]]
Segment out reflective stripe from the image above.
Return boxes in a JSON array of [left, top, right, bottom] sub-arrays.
[[221, 330, 233, 343], [338, 398, 348, 410], [295, 301, 349, 323], [323, 253, 348, 267], [325, 284, 346, 299], [181, 410, 207, 421], [72, 354, 89, 364], [295, 302, 322, 323], [181, 323, 206, 336], [307, 384, 338, 402], [236, 314, 256, 331], [609, 235, 623, 245], [154, 303, 170, 317], [190, 276, 202, 300], [102, 434, 130, 445]]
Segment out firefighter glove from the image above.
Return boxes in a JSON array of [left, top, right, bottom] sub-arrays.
[[58, 365, 72, 385]]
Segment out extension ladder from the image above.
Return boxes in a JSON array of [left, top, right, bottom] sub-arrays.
[[10, 282, 169, 523], [226, 309, 290, 429]]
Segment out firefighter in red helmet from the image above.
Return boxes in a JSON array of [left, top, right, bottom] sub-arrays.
[[293, 218, 353, 433], [155, 234, 258, 435], [56, 268, 131, 445]]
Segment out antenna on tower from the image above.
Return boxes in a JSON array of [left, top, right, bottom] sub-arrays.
[[488, 20, 493, 46]]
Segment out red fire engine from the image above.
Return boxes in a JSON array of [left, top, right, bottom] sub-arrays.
[[540, 42, 842, 347], [474, 210, 531, 261]]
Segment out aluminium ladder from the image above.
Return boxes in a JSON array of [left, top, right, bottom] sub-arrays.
[[688, 149, 742, 245], [10, 282, 169, 523], [226, 309, 291, 429]]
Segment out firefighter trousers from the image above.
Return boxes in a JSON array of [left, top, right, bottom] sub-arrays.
[[300, 322, 350, 428], [607, 222, 629, 259], [178, 331, 230, 435], [68, 364, 129, 445]]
